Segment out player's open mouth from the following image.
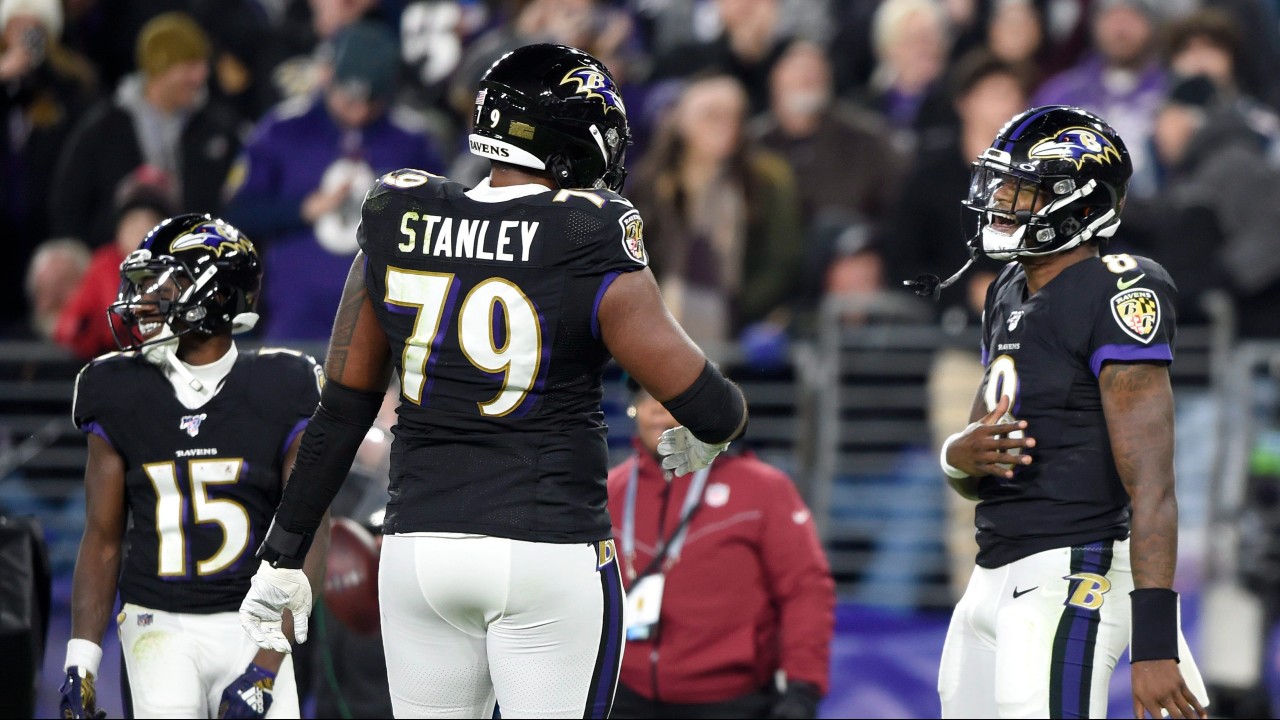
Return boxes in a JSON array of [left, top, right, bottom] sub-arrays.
[[989, 213, 1018, 234], [138, 320, 163, 336]]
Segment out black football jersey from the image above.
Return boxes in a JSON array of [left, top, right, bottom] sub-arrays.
[[974, 254, 1177, 568], [358, 170, 648, 542], [72, 348, 322, 613]]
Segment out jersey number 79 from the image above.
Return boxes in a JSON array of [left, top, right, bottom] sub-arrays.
[[386, 266, 542, 416]]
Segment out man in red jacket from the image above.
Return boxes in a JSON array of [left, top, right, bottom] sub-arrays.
[[607, 383, 835, 719]]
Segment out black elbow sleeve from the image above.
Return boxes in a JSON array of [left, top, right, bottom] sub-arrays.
[[661, 361, 748, 445], [258, 380, 384, 568]]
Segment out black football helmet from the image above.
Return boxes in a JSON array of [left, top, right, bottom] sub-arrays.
[[469, 43, 631, 192], [109, 213, 262, 350], [963, 105, 1132, 260]]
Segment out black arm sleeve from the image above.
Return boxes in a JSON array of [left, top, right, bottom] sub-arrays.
[[661, 360, 748, 445], [257, 380, 384, 568]]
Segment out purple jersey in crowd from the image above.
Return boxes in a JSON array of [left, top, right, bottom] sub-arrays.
[[225, 95, 443, 340]]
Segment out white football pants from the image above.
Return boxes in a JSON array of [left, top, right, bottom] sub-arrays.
[[379, 533, 624, 719], [938, 539, 1209, 718], [117, 603, 299, 718]]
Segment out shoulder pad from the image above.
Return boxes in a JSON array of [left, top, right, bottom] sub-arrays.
[[72, 352, 145, 429], [252, 346, 319, 364], [378, 168, 452, 191], [1134, 255, 1177, 291], [546, 188, 635, 212], [242, 348, 325, 403], [364, 168, 461, 206], [546, 189, 648, 269], [1097, 253, 1177, 293], [246, 347, 322, 377]]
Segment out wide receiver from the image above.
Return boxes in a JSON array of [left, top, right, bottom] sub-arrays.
[[61, 215, 328, 719], [930, 106, 1210, 719], [238, 43, 747, 719]]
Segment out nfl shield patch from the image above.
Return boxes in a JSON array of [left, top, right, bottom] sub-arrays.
[[179, 413, 207, 437], [137, 613, 153, 627], [1110, 288, 1160, 343], [618, 210, 647, 265]]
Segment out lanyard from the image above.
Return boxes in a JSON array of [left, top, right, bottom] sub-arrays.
[[621, 457, 710, 581]]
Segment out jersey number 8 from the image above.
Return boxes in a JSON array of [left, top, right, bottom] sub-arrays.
[[387, 267, 541, 416]]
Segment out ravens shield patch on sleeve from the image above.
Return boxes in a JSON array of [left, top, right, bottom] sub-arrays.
[[618, 210, 646, 265], [1110, 288, 1160, 343]]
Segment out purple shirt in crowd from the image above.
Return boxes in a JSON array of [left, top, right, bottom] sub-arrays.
[[1032, 54, 1167, 198], [225, 94, 443, 340]]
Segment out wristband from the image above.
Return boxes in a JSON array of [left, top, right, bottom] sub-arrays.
[[662, 360, 748, 445], [257, 517, 314, 569], [1130, 588, 1180, 662], [65, 638, 103, 676], [245, 662, 277, 683], [940, 431, 971, 479]]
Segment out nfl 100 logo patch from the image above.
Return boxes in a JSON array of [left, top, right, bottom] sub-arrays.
[[179, 413, 208, 437], [1110, 288, 1160, 343]]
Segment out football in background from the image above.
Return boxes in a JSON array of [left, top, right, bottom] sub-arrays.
[[323, 517, 381, 635]]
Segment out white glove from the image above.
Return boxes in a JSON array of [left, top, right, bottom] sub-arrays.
[[239, 561, 312, 653], [657, 426, 729, 476]]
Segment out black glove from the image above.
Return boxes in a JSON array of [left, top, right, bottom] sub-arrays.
[[771, 681, 822, 720], [59, 667, 107, 719]]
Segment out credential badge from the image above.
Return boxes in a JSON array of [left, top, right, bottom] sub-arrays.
[[705, 482, 730, 508]]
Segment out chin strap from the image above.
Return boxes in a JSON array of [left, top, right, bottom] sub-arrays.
[[140, 325, 206, 393], [140, 325, 181, 365], [903, 256, 977, 300], [163, 351, 206, 393]]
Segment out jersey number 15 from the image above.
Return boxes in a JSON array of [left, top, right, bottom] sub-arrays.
[[144, 459, 249, 578]]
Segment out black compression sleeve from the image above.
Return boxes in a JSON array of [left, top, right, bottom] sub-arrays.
[[257, 380, 383, 568], [661, 360, 748, 445]]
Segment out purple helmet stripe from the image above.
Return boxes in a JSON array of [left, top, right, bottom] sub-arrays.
[[1000, 106, 1056, 151]]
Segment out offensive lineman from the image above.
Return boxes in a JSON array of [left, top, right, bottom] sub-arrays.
[[60, 215, 328, 719], [928, 106, 1210, 718], [238, 44, 748, 719]]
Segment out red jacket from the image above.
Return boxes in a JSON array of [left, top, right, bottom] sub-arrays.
[[53, 243, 127, 358], [607, 443, 835, 703], [54, 245, 126, 360]]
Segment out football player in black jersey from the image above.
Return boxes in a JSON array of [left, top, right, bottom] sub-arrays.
[[237, 43, 748, 719], [61, 215, 329, 719], [928, 106, 1210, 718]]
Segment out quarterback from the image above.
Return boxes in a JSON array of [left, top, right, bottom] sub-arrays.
[[932, 106, 1210, 719]]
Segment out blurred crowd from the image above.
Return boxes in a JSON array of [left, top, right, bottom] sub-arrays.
[[8, 0, 1280, 358]]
